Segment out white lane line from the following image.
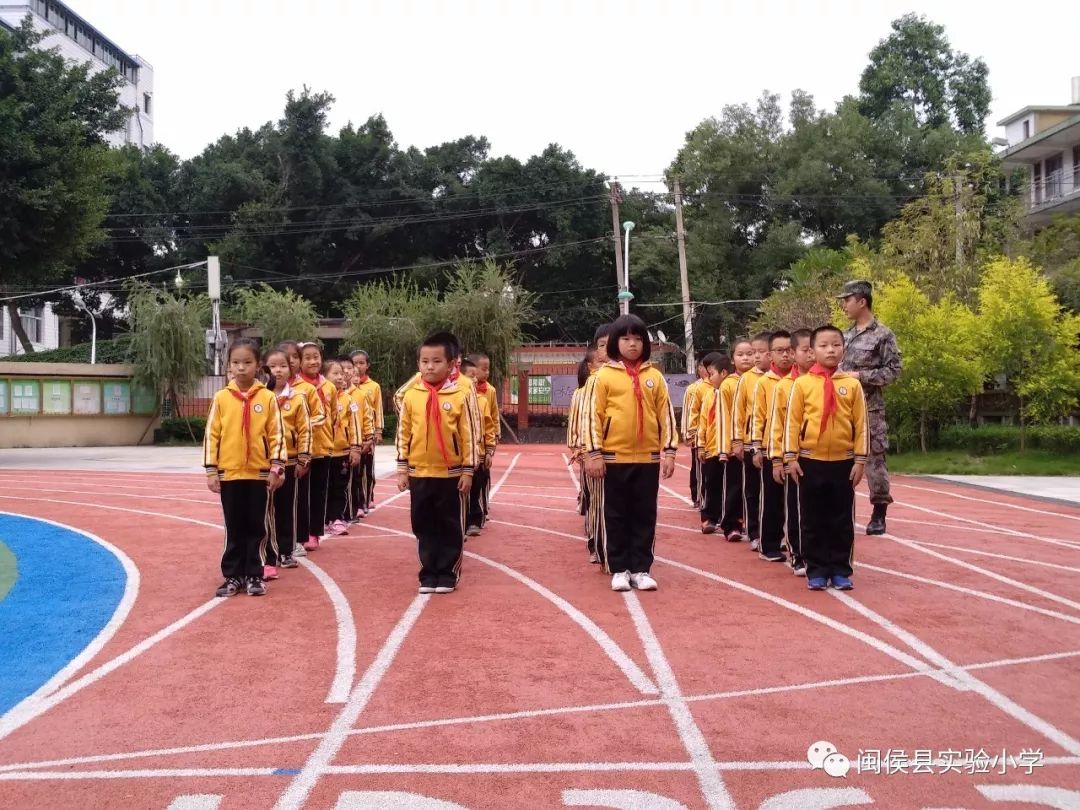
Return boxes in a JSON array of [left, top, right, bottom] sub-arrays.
[[6, 648, 1079, 775], [367, 486, 411, 514], [465, 551, 658, 695], [560, 453, 580, 490], [857, 563, 1080, 626], [0, 598, 222, 741], [659, 482, 694, 506], [0, 768, 277, 781], [831, 591, 1080, 756], [167, 795, 223, 810], [887, 515, 1080, 546], [298, 558, 357, 704], [624, 592, 734, 810], [856, 492, 1080, 550], [0, 481, 217, 506], [651, 555, 964, 691], [0, 494, 223, 529], [274, 594, 428, 810], [897, 483, 1080, 522], [876, 530, 1080, 613], [486, 452, 521, 502], [0, 512, 140, 709], [904, 540, 1080, 574], [0, 475, 219, 497]]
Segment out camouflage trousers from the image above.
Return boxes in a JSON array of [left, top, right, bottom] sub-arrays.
[[868, 409, 892, 505]]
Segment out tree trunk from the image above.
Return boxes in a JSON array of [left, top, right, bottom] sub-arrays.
[[968, 393, 978, 426], [5, 302, 35, 355], [1018, 395, 1026, 452], [920, 410, 928, 453]]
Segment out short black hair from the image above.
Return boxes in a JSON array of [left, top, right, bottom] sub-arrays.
[[696, 357, 708, 370], [576, 358, 591, 388], [751, 331, 772, 345], [732, 338, 753, 352], [227, 337, 261, 364], [349, 350, 369, 363], [593, 323, 611, 344], [262, 346, 288, 366], [419, 331, 460, 361], [337, 355, 353, 365], [769, 330, 792, 348], [811, 325, 844, 345], [298, 341, 323, 360], [460, 358, 476, 372], [703, 352, 733, 374], [467, 351, 489, 365], [605, 314, 652, 362], [321, 358, 342, 375], [791, 328, 812, 345]]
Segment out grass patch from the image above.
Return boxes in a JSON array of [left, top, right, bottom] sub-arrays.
[[890, 450, 1080, 476]]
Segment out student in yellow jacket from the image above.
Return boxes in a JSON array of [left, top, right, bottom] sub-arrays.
[[281, 340, 322, 557], [767, 328, 814, 575], [681, 359, 708, 509], [396, 332, 476, 595], [732, 332, 771, 548], [350, 350, 383, 516], [750, 331, 795, 563], [263, 347, 312, 577], [297, 343, 337, 550], [584, 315, 677, 592], [695, 353, 733, 534], [579, 328, 609, 564], [204, 339, 286, 598], [324, 359, 366, 537], [784, 325, 868, 592], [721, 340, 754, 541], [463, 352, 500, 535]]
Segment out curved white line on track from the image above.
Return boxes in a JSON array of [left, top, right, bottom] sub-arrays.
[[897, 482, 1080, 522], [0, 493, 360, 710], [887, 515, 1080, 546], [486, 453, 521, 502], [903, 540, 1080, 573], [857, 562, 1080, 625], [0, 512, 141, 732], [830, 591, 1080, 756]]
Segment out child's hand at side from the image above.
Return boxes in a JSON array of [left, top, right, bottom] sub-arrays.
[[584, 456, 605, 480], [850, 462, 865, 488], [786, 460, 804, 481], [397, 471, 409, 492], [661, 456, 675, 480], [772, 463, 785, 485], [458, 473, 473, 494], [206, 474, 221, 494]]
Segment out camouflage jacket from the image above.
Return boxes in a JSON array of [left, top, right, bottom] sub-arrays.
[[841, 319, 901, 412]]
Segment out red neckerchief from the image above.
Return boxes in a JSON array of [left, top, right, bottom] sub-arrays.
[[808, 363, 837, 433], [227, 381, 264, 465], [706, 384, 720, 425], [790, 366, 801, 379], [769, 363, 786, 377], [275, 382, 292, 409], [622, 360, 646, 442], [476, 381, 489, 394], [302, 372, 331, 414], [422, 379, 452, 466], [356, 374, 369, 386]]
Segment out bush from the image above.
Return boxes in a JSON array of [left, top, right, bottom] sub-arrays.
[[935, 424, 1080, 454], [156, 416, 206, 443], [5, 335, 133, 364]]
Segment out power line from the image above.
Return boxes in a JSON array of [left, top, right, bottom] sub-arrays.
[[0, 261, 207, 304]]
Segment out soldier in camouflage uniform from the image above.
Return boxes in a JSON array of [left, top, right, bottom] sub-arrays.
[[836, 280, 902, 535]]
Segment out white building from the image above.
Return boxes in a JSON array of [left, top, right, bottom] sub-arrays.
[[0, 0, 153, 148], [997, 78, 1080, 227], [1, 304, 66, 357]]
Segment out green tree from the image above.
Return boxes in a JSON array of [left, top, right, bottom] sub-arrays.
[[436, 259, 537, 383], [753, 247, 851, 332], [875, 274, 985, 451], [1016, 214, 1080, 313], [977, 257, 1080, 445], [127, 284, 209, 424], [0, 18, 126, 351], [234, 284, 319, 348]]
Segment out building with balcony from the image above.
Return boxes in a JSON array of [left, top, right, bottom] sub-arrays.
[[997, 78, 1080, 227], [0, 0, 153, 148]]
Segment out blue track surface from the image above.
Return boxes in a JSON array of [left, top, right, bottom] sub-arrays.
[[0, 515, 127, 715]]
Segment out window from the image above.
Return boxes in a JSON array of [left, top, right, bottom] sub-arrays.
[[1073, 145, 1080, 190], [1022, 120, 1030, 140], [143, 93, 152, 115], [11, 381, 40, 414], [18, 308, 41, 344], [1046, 153, 1064, 200]]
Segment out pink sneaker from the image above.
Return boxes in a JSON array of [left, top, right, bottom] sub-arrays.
[[263, 565, 279, 580], [331, 520, 349, 535], [303, 536, 320, 551]]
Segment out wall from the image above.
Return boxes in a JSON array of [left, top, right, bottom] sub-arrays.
[[0, 362, 159, 448]]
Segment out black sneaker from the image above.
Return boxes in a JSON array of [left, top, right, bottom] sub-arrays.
[[866, 504, 887, 535], [215, 578, 242, 597], [246, 577, 267, 596], [279, 555, 299, 569]]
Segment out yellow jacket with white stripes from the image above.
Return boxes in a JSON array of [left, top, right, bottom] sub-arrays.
[[784, 372, 869, 463], [750, 370, 785, 450], [274, 384, 312, 465], [584, 361, 677, 463], [346, 385, 377, 444], [396, 376, 477, 478], [681, 379, 706, 445], [567, 386, 584, 449], [732, 367, 766, 447], [695, 381, 731, 460], [330, 388, 367, 456], [353, 378, 384, 436], [767, 374, 799, 465], [475, 382, 499, 453], [204, 381, 286, 481]]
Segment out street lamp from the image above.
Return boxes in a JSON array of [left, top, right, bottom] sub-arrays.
[[73, 293, 97, 365], [619, 220, 635, 314]]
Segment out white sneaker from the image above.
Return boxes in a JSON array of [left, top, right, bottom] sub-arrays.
[[434, 585, 455, 594], [611, 571, 631, 592], [630, 572, 658, 591], [418, 585, 436, 594], [588, 551, 600, 564], [793, 564, 807, 577], [749, 539, 761, 552], [293, 544, 308, 557]]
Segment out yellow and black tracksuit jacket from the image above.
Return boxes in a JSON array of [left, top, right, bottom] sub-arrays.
[[396, 370, 482, 465], [475, 382, 499, 454], [784, 373, 869, 463], [567, 386, 585, 450], [750, 370, 785, 452], [330, 389, 365, 457], [291, 376, 327, 458], [584, 362, 677, 463], [204, 380, 286, 480], [718, 374, 741, 458], [681, 379, 706, 446], [396, 377, 477, 477], [346, 385, 376, 446], [275, 384, 312, 466], [695, 382, 730, 460], [732, 367, 766, 448], [354, 378, 384, 438], [767, 373, 799, 466]]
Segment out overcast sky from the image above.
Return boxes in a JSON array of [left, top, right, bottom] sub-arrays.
[[65, 0, 1079, 186]]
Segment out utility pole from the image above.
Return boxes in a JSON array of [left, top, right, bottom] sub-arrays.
[[609, 179, 630, 316], [207, 256, 225, 376], [673, 177, 695, 374]]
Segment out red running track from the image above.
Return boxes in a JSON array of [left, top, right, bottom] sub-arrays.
[[0, 446, 1078, 809]]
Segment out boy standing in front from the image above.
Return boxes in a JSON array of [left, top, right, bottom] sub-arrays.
[[784, 326, 868, 591], [397, 332, 476, 594]]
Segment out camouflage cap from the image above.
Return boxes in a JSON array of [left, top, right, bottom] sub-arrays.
[[836, 280, 872, 300]]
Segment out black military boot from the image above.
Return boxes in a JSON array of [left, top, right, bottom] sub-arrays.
[[866, 504, 887, 535]]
